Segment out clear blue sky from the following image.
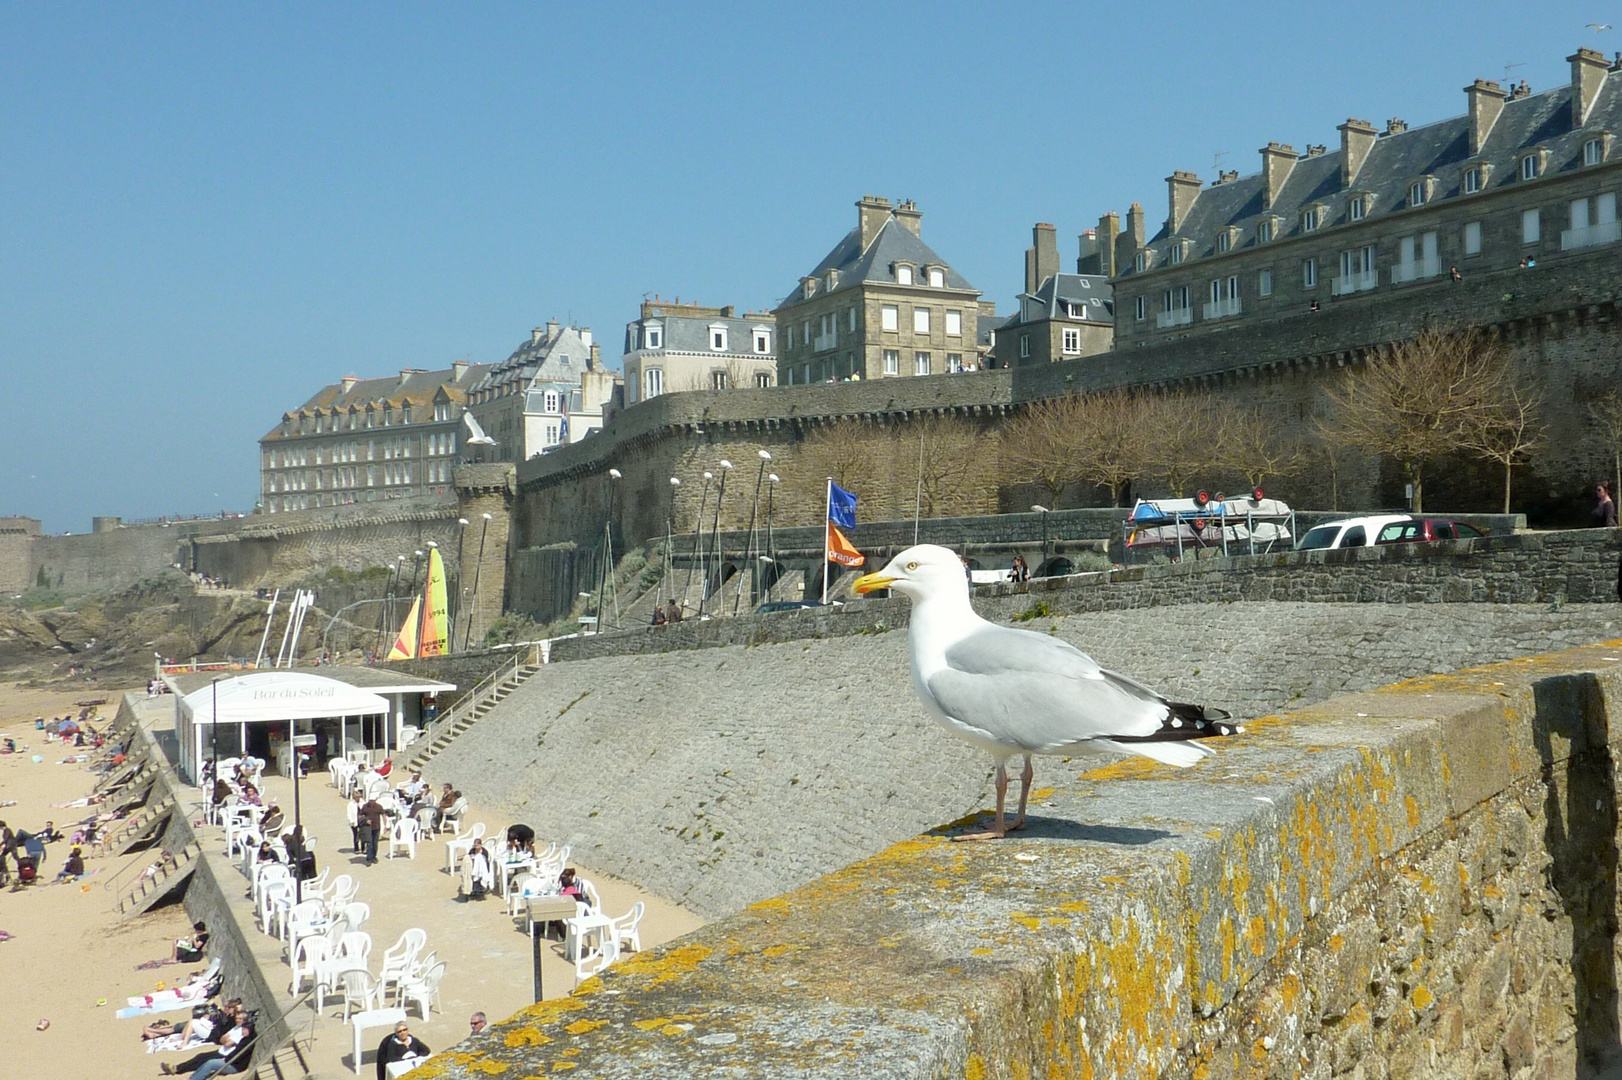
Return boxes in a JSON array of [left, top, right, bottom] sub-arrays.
[[1, 1, 1609, 531]]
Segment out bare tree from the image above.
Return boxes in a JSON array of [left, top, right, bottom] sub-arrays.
[[1000, 397, 1083, 506], [1460, 379, 1546, 514], [793, 419, 893, 520], [908, 414, 999, 518], [1322, 327, 1514, 513], [1142, 390, 1215, 498], [1072, 389, 1158, 505], [1588, 391, 1622, 500], [1214, 407, 1307, 490]]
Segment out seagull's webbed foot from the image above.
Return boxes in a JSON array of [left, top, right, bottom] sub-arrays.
[[952, 826, 1008, 842], [953, 760, 1013, 840], [1008, 754, 1034, 832]]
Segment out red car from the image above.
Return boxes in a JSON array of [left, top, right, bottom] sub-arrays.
[[1373, 518, 1487, 544]]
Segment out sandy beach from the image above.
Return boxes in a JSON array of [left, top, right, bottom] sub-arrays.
[[0, 684, 707, 1077]]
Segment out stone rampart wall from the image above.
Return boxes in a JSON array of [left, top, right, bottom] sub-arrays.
[[422, 638, 1622, 1080]]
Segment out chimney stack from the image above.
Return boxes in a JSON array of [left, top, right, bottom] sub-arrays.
[[1338, 118, 1378, 186], [1076, 228, 1100, 274], [1464, 79, 1508, 154], [856, 195, 892, 249], [893, 198, 922, 237], [1571, 47, 1609, 126], [1095, 211, 1120, 277], [1026, 223, 1059, 293], [340, 375, 358, 394], [547, 318, 561, 340], [531, 327, 544, 344], [1259, 143, 1297, 209], [1166, 171, 1202, 232], [1120, 203, 1146, 270], [451, 360, 468, 382], [1385, 117, 1408, 135]]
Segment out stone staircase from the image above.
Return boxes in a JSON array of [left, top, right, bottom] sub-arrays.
[[115, 838, 201, 916], [95, 793, 175, 856], [246, 1035, 318, 1080], [406, 653, 542, 772]]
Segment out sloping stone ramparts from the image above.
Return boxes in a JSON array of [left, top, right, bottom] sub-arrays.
[[413, 639, 1622, 1080]]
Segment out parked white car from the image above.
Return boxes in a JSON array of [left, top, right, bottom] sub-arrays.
[[1294, 515, 1413, 551]]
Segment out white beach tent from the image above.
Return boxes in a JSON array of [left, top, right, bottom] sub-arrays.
[[177, 672, 389, 786]]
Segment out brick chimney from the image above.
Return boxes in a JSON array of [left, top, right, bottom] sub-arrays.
[[1465, 79, 1508, 154], [340, 375, 358, 394], [1338, 118, 1378, 186], [1166, 171, 1201, 232], [1095, 211, 1120, 277], [1121, 203, 1146, 269], [893, 198, 922, 237], [1571, 47, 1610, 126], [856, 195, 892, 249], [531, 327, 544, 345], [1026, 223, 1059, 293], [1259, 143, 1297, 210]]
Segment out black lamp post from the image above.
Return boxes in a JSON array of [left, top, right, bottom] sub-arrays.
[[699, 461, 732, 619], [734, 451, 771, 615], [464, 513, 491, 651], [453, 518, 469, 652]]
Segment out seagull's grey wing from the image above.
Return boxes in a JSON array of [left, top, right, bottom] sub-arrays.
[[924, 623, 1167, 752]]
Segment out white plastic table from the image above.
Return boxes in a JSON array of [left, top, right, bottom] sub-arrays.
[[565, 912, 614, 961], [351, 1006, 408, 1075]]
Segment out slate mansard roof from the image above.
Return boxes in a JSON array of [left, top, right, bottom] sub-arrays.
[[1135, 67, 1622, 266], [263, 363, 489, 441], [471, 324, 596, 398], [625, 309, 776, 357], [1024, 273, 1114, 324], [778, 216, 977, 311]]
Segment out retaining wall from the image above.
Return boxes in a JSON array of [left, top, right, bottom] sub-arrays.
[[417, 637, 1622, 1079]]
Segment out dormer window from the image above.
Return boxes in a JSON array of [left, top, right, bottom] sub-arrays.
[[709, 325, 728, 351], [825, 269, 838, 291], [1407, 178, 1434, 207], [927, 266, 945, 287], [644, 322, 662, 349], [752, 328, 772, 353], [1257, 217, 1277, 244], [1134, 252, 1149, 272], [1168, 240, 1187, 264], [894, 263, 914, 285], [802, 278, 817, 299], [1301, 207, 1320, 233], [543, 390, 560, 414], [1585, 136, 1609, 166], [1215, 227, 1236, 253], [1463, 166, 1481, 194], [1519, 151, 1546, 181], [1348, 194, 1369, 221]]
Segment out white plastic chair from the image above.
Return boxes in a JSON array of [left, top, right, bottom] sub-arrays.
[[337, 968, 381, 1022], [580, 878, 601, 911], [561, 900, 595, 961], [258, 878, 294, 936], [290, 934, 331, 994], [378, 928, 428, 999], [336, 930, 373, 968], [252, 861, 291, 906], [507, 874, 545, 917], [573, 939, 619, 988], [284, 898, 327, 954], [609, 901, 645, 954], [340, 901, 370, 932], [387, 818, 420, 860], [437, 796, 468, 835], [327, 874, 359, 911], [397, 961, 445, 1019], [445, 822, 485, 874]]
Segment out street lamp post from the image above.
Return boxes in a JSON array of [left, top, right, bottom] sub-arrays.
[[453, 518, 469, 652], [734, 451, 771, 615], [683, 472, 713, 616], [597, 470, 622, 632], [699, 461, 732, 619], [464, 514, 492, 651], [666, 478, 681, 609]]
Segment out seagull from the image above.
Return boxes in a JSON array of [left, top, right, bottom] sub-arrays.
[[854, 544, 1237, 841], [1587, 22, 1612, 32]]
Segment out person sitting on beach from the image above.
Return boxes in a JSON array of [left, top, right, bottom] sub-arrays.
[[173, 921, 209, 963], [53, 845, 85, 883], [162, 1001, 254, 1077], [143, 996, 233, 1043], [38, 820, 63, 843]]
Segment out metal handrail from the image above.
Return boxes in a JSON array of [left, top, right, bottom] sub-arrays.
[[415, 652, 523, 748]]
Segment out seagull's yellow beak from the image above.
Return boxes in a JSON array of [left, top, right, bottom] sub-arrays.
[[852, 572, 896, 595]]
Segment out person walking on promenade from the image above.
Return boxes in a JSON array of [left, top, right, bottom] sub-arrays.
[[1594, 482, 1618, 528]]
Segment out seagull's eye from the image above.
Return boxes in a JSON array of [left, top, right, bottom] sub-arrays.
[[906, 562, 919, 571]]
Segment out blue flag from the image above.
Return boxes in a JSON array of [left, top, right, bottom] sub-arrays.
[[828, 483, 857, 529]]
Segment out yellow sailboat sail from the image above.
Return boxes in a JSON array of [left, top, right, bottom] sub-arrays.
[[384, 548, 451, 660], [386, 597, 422, 660], [420, 548, 450, 657]]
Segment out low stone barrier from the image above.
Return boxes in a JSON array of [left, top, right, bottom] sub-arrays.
[[412, 638, 1622, 1079]]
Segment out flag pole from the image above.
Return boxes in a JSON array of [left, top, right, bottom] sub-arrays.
[[822, 476, 832, 606]]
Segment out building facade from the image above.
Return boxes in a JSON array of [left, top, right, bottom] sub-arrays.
[[259, 362, 488, 512], [991, 222, 1113, 367], [621, 301, 777, 406], [1110, 48, 1622, 348], [467, 321, 620, 461], [774, 196, 984, 383]]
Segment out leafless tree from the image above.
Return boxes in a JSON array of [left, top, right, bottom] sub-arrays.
[[1213, 407, 1307, 490], [1072, 389, 1158, 506], [1321, 327, 1517, 513], [1000, 397, 1083, 506], [1460, 379, 1546, 514], [909, 414, 1000, 518], [794, 419, 892, 518], [1587, 391, 1622, 500], [1142, 390, 1216, 498]]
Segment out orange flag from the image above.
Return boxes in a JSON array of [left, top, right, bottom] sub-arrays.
[[826, 522, 865, 567]]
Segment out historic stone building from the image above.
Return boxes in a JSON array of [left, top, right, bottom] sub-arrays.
[[620, 300, 777, 406], [774, 196, 988, 383], [259, 362, 489, 512], [1111, 48, 1622, 348], [991, 222, 1114, 367], [466, 321, 620, 461]]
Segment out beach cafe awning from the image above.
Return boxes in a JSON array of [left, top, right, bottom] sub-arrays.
[[180, 672, 390, 727]]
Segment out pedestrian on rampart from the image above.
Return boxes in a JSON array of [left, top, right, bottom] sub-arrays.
[[1593, 482, 1617, 528]]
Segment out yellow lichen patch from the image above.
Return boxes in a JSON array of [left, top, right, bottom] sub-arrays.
[[1412, 986, 1435, 1009], [1328, 934, 1345, 953], [551, 1064, 577, 1072], [1057, 900, 1091, 914], [660, 1025, 687, 1037], [560, 1049, 580, 1057], [563, 1019, 608, 1036], [1079, 758, 1163, 781], [971, 947, 993, 956], [1405, 795, 1421, 828], [615, 942, 713, 986], [1246, 915, 1268, 957], [630, 1017, 669, 1032], [468, 1061, 511, 1075], [747, 896, 792, 915], [1029, 787, 1057, 800], [760, 944, 801, 959], [1011, 914, 1041, 931], [515, 997, 589, 1023], [1099, 875, 1126, 885], [504, 1026, 553, 1048]]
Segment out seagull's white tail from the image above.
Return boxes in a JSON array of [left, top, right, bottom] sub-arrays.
[[1103, 738, 1215, 768]]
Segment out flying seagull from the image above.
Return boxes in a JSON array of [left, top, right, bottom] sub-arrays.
[[1588, 22, 1612, 32], [854, 544, 1238, 840]]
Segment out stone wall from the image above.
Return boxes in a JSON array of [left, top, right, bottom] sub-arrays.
[[380, 647, 517, 712], [0, 516, 38, 592], [421, 638, 1622, 1080]]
